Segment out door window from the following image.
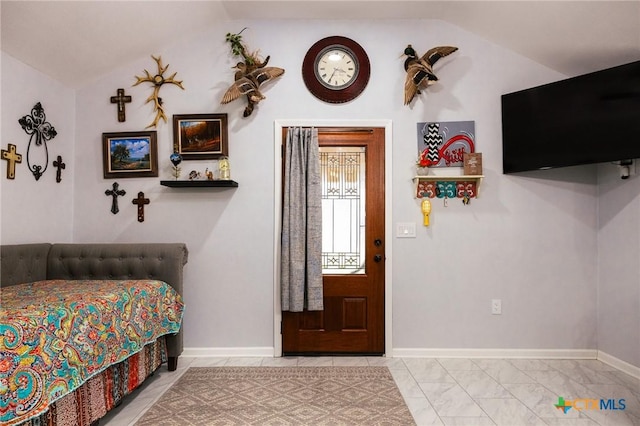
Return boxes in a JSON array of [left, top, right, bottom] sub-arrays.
[[320, 147, 366, 275]]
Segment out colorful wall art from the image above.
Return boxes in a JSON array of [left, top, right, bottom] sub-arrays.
[[417, 121, 475, 167]]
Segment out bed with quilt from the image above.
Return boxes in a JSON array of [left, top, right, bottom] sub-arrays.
[[0, 243, 188, 426]]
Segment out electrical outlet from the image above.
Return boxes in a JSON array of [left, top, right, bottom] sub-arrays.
[[491, 299, 502, 315]]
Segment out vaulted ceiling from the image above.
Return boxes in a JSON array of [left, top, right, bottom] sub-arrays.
[[2, 1, 639, 89]]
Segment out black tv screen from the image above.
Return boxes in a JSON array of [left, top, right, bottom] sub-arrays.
[[501, 61, 640, 174]]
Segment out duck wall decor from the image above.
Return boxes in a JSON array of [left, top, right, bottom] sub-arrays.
[[221, 28, 285, 117], [402, 45, 458, 105]]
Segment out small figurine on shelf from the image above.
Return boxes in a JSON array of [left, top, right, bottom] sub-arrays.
[[219, 156, 230, 180], [188, 170, 201, 180], [204, 167, 214, 180], [416, 165, 429, 176], [170, 152, 182, 180], [415, 149, 431, 176]]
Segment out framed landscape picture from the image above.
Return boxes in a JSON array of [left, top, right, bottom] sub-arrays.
[[102, 131, 158, 178], [173, 113, 228, 160]]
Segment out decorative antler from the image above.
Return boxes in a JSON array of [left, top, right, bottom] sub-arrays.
[[133, 55, 184, 129]]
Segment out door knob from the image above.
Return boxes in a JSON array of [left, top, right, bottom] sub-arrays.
[[374, 239, 382, 246], [374, 254, 383, 262]]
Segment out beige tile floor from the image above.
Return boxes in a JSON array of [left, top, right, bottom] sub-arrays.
[[102, 357, 640, 425]]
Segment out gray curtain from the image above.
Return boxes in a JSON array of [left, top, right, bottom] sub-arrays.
[[281, 127, 323, 312]]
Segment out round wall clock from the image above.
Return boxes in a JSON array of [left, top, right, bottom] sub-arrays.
[[302, 36, 370, 103]]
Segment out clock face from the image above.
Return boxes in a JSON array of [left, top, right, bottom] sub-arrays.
[[315, 46, 359, 90], [302, 36, 370, 103]]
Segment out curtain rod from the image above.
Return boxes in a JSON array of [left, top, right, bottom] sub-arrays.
[[317, 127, 374, 133], [283, 126, 374, 133]]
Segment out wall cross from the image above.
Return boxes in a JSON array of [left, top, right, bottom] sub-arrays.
[[132, 191, 150, 222], [1, 143, 22, 179], [105, 182, 126, 214], [53, 155, 65, 183], [19, 102, 57, 181], [110, 88, 132, 122]]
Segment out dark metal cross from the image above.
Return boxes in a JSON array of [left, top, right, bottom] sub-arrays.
[[132, 191, 150, 222], [53, 155, 65, 183], [105, 182, 126, 214], [19, 102, 56, 181], [110, 88, 132, 122], [1, 143, 22, 179]]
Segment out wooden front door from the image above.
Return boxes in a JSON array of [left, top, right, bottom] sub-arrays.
[[282, 127, 385, 355]]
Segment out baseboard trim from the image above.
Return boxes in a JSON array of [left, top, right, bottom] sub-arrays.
[[392, 348, 598, 359], [182, 347, 605, 360], [597, 351, 640, 380], [182, 347, 275, 358]]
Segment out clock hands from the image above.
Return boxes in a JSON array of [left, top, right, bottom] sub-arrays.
[[327, 67, 353, 86], [327, 68, 338, 84]]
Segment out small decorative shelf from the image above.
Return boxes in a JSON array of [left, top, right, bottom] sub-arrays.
[[160, 180, 239, 188], [413, 175, 484, 199]]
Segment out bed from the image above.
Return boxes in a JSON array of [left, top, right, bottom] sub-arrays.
[[0, 243, 188, 426]]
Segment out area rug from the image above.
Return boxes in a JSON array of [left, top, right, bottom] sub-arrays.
[[135, 366, 416, 425]]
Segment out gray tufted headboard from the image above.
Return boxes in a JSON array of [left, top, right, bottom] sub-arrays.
[[1, 243, 52, 286], [46, 243, 187, 292], [0, 242, 188, 370]]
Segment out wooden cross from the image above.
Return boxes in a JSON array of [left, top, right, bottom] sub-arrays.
[[132, 191, 150, 222], [53, 155, 65, 183], [110, 88, 132, 122], [1, 143, 22, 179], [105, 182, 126, 214]]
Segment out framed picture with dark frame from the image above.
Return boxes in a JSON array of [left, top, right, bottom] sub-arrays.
[[102, 131, 158, 179], [173, 113, 228, 160]]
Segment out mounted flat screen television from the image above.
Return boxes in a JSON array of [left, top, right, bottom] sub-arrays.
[[501, 61, 640, 174]]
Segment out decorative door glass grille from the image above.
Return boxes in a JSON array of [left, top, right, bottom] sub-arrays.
[[320, 147, 366, 274]]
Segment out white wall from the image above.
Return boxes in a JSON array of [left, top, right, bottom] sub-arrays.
[[597, 164, 640, 368], [69, 18, 599, 354], [4, 18, 611, 360], [1, 52, 75, 243]]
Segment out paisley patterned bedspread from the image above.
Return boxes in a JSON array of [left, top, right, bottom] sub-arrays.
[[0, 279, 184, 426]]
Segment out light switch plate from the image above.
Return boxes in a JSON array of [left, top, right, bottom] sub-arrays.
[[396, 222, 416, 238], [492, 299, 502, 315]]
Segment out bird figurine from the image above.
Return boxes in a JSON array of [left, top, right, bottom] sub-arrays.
[[221, 65, 285, 117], [403, 44, 458, 105], [233, 56, 271, 79]]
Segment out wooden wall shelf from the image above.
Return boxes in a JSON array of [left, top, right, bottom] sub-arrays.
[[413, 175, 484, 198], [160, 180, 239, 188]]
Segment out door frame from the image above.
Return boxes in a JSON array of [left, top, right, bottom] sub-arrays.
[[273, 119, 393, 357]]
